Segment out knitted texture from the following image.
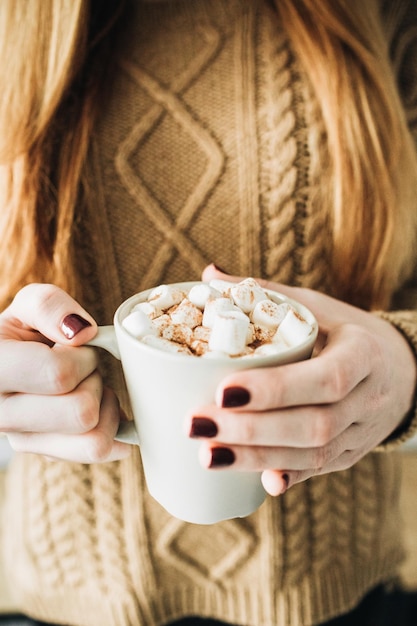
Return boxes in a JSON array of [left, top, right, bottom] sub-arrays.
[[2, 1, 417, 625]]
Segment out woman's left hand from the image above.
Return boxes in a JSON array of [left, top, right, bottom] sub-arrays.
[[186, 265, 417, 496]]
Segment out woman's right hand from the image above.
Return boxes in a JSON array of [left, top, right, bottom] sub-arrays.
[[0, 283, 132, 463]]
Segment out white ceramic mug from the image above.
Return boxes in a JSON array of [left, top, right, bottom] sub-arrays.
[[88, 282, 318, 524]]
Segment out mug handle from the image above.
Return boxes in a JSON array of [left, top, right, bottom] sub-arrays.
[[87, 326, 140, 446]]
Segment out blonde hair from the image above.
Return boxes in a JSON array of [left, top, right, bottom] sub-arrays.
[[0, 0, 416, 310], [274, 0, 417, 308], [0, 0, 123, 306]]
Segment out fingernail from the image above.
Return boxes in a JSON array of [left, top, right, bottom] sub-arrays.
[[209, 447, 235, 468], [61, 314, 92, 339], [212, 263, 229, 274], [222, 386, 250, 408], [282, 473, 290, 494], [189, 417, 218, 438]]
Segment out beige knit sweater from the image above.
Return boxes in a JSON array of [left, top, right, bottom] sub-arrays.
[[2, 1, 417, 625]]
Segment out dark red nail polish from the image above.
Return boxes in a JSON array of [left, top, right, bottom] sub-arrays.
[[212, 264, 229, 274], [61, 314, 92, 339], [209, 447, 235, 468], [189, 417, 218, 438], [282, 473, 290, 492], [222, 386, 250, 408]]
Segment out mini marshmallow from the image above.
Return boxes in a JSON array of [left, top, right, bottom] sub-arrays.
[[151, 314, 171, 334], [209, 310, 250, 356], [202, 296, 234, 328], [132, 301, 160, 320], [246, 323, 256, 345], [188, 284, 221, 310], [208, 279, 234, 295], [251, 300, 290, 330], [192, 325, 211, 342], [252, 324, 275, 345], [230, 278, 267, 314], [162, 323, 193, 346], [122, 310, 158, 338], [274, 308, 312, 347], [169, 299, 203, 329], [141, 334, 192, 355], [148, 285, 186, 311], [254, 341, 288, 356], [202, 350, 232, 359], [190, 339, 209, 356]]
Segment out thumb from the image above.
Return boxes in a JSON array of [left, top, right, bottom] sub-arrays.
[[4, 283, 97, 346]]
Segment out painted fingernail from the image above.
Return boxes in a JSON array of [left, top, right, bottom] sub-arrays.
[[61, 314, 92, 339], [222, 386, 250, 408], [189, 417, 218, 438], [282, 473, 290, 494], [209, 447, 235, 468], [212, 263, 229, 274]]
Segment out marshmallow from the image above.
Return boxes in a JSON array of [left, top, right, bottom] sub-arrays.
[[208, 279, 234, 295], [141, 334, 192, 355], [209, 310, 250, 356], [122, 310, 158, 338], [151, 314, 171, 334], [252, 324, 275, 345], [251, 300, 290, 330], [274, 308, 312, 346], [148, 285, 186, 311], [230, 278, 267, 314], [162, 323, 193, 346], [202, 296, 234, 328], [188, 284, 221, 310], [190, 339, 209, 356], [169, 299, 203, 329], [132, 301, 160, 320], [254, 340, 288, 356], [202, 350, 232, 359]]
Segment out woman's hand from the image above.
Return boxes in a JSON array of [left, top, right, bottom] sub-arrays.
[[0, 283, 131, 463], [187, 265, 417, 495]]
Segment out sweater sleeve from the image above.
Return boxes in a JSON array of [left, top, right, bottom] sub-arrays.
[[371, 310, 417, 450]]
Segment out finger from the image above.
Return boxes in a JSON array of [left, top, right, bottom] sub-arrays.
[[261, 444, 366, 496], [261, 470, 290, 496], [198, 435, 345, 473], [6, 388, 132, 463], [0, 342, 98, 394], [2, 283, 97, 345], [215, 323, 374, 410], [187, 403, 349, 448], [201, 264, 241, 283], [0, 370, 103, 433], [198, 421, 365, 473]]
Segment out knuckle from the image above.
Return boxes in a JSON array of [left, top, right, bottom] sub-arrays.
[[240, 417, 256, 443], [320, 362, 351, 402], [7, 433, 31, 454], [43, 358, 78, 394], [312, 443, 333, 469], [328, 368, 347, 399], [83, 432, 113, 463], [309, 410, 334, 447], [72, 390, 100, 433]]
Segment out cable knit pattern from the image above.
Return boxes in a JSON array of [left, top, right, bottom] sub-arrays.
[[2, 1, 417, 625]]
